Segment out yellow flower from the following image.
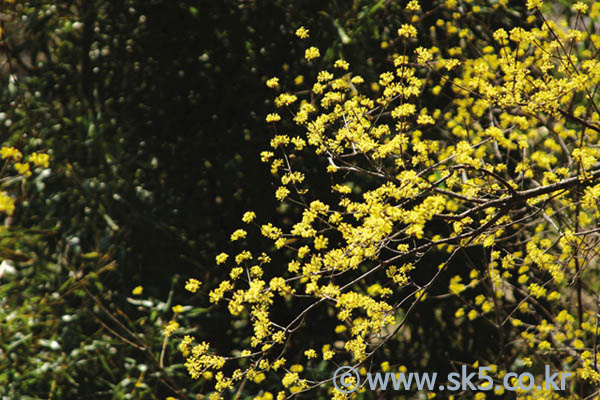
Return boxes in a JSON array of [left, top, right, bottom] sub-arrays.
[[0, 192, 15, 215], [290, 364, 303, 373], [253, 372, 266, 383], [417, 114, 435, 125], [29, 152, 50, 168], [449, 276, 466, 295], [323, 349, 335, 360], [572, 2, 587, 13], [0, 146, 22, 161], [317, 71, 333, 82], [406, 0, 421, 12], [528, 283, 547, 298], [163, 320, 179, 337], [15, 162, 31, 177], [304, 349, 317, 358], [242, 211, 256, 223], [260, 151, 274, 163], [493, 28, 508, 42], [185, 278, 202, 293], [334, 325, 346, 333], [216, 253, 229, 264], [178, 336, 193, 357], [274, 93, 297, 107], [391, 103, 416, 118], [235, 251, 252, 264], [275, 186, 290, 201], [334, 59, 349, 70], [441, 58, 460, 71], [230, 229, 247, 241], [132, 285, 143, 295], [314, 235, 328, 250], [548, 291, 561, 301], [172, 304, 184, 313], [481, 301, 493, 313], [261, 223, 282, 239], [266, 113, 281, 123], [350, 76, 364, 85], [305, 47, 320, 61], [397, 24, 418, 38], [229, 267, 243, 280], [415, 47, 433, 63], [266, 77, 279, 89], [295, 26, 309, 39], [282, 372, 299, 387], [271, 135, 290, 148]]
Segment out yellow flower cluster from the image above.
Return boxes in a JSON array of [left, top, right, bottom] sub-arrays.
[[397, 24, 417, 38], [185, 278, 202, 293], [29, 152, 50, 168], [163, 320, 179, 337], [295, 26, 309, 39], [304, 47, 320, 61], [181, 2, 600, 395], [0, 146, 22, 160]]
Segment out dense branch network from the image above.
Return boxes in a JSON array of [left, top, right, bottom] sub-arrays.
[[180, 1, 600, 399]]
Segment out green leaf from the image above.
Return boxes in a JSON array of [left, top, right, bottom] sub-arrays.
[[82, 251, 101, 259], [186, 307, 209, 317]]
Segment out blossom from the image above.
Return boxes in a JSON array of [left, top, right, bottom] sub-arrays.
[[334, 59, 349, 70], [242, 211, 256, 223], [0, 192, 15, 215], [0, 146, 22, 161], [317, 71, 333, 82], [572, 2, 587, 13], [295, 26, 309, 39], [417, 114, 435, 125], [397, 24, 417, 38], [304, 349, 317, 358], [266, 77, 279, 89], [29, 152, 50, 168], [185, 278, 202, 293], [266, 113, 281, 123], [178, 335, 193, 356], [304, 47, 320, 61], [275, 186, 290, 201], [215, 253, 229, 264], [15, 162, 31, 177], [230, 229, 247, 241], [414, 47, 433, 63], [163, 320, 179, 337], [172, 304, 184, 313], [406, 0, 421, 11]]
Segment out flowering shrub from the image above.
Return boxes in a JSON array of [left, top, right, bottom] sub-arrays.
[[182, 1, 600, 399]]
